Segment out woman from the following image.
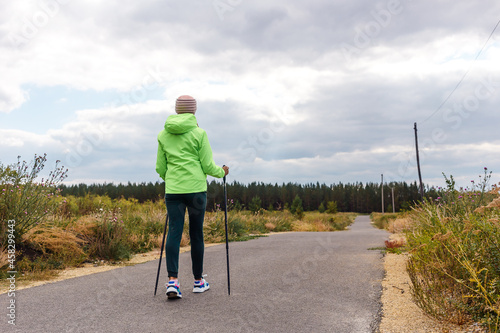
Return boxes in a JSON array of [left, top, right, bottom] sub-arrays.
[[156, 95, 229, 299]]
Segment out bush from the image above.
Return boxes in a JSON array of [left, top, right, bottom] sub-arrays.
[[290, 195, 304, 219], [0, 154, 68, 244], [80, 211, 131, 261], [318, 202, 326, 213], [326, 201, 338, 214], [249, 196, 262, 214], [406, 169, 500, 330]]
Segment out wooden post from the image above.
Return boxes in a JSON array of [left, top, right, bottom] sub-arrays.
[[381, 174, 384, 213], [391, 187, 395, 213], [414, 122, 424, 201]]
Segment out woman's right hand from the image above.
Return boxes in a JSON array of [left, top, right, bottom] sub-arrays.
[[222, 165, 229, 176]]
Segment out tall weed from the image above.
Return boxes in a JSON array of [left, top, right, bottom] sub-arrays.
[[0, 154, 68, 243], [406, 169, 500, 330]]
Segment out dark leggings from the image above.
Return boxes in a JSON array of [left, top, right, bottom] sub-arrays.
[[165, 192, 207, 280]]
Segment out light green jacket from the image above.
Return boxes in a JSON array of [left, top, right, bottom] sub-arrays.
[[156, 113, 225, 193]]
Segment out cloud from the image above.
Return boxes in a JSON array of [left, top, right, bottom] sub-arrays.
[[1, 0, 500, 189], [0, 85, 28, 113]]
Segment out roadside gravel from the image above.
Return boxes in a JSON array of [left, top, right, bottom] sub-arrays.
[[378, 251, 486, 333]]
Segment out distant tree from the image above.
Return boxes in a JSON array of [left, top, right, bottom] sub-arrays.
[[232, 200, 242, 211], [290, 195, 304, 217], [295, 204, 304, 220], [249, 196, 262, 214], [59, 179, 432, 214], [318, 202, 326, 213], [327, 201, 338, 214]]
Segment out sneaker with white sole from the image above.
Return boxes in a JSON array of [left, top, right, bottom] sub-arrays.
[[193, 278, 210, 293], [166, 280, 182, 299]]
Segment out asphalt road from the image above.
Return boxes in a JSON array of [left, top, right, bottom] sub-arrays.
[[1, 215, 389, 333]]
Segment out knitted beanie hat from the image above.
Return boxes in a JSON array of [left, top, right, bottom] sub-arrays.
[[175, 95, 197, 114]]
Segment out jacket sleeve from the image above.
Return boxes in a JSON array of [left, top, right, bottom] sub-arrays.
[[156, 140, 167, 181], [199, 131, 225, 178]]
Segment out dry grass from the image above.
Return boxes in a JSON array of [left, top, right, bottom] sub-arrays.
[[0, 247, 8, 269], [292, 212, 356, 232], [264, 222, 276, 231], [22, 226, 86, 260], [387, 217, 414, 233], [292, 220, 331, 231], [474, 196, 500, 213]]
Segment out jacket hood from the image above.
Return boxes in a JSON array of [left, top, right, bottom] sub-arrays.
[[165, 113, 198, 134]]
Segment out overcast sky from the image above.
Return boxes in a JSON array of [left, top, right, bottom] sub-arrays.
[[1, 0, 500, 189]]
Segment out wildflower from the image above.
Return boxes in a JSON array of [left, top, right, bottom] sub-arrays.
[[458, 196, 463, 199]]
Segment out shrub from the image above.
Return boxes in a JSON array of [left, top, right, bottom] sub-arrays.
[[290, 195, 305, 219], [0, 154, 68, 244], [82, 212, 131, 261], [326, 201, 338, 214], [406, 169, 500, 330], [231, 199, 242, 211], [248, 196, 262, 214], [318, 202, 326, 213]]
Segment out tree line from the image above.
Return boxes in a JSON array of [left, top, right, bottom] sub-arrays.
[[60, 180, 436, 214]]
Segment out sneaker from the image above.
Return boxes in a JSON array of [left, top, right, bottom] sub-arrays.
[[166, 280, 182, 299], [193, 277, 210, 293]]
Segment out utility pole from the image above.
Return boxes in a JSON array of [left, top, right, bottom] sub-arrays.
[[391, 187, 395, 213], [414, 123, 424, 201], [381, 174, 384, 213]]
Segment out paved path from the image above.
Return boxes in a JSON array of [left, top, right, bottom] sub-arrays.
[[1, 216, 389, 333]]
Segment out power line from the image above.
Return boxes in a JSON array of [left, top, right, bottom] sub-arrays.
[[421, 18, 500, 123]]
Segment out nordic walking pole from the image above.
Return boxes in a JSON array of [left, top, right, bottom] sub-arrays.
[[223, 166, 231, 295], [154, 213, 169, 296]]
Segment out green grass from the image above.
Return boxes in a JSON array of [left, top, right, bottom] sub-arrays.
[[370, 212, 401, 230]]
